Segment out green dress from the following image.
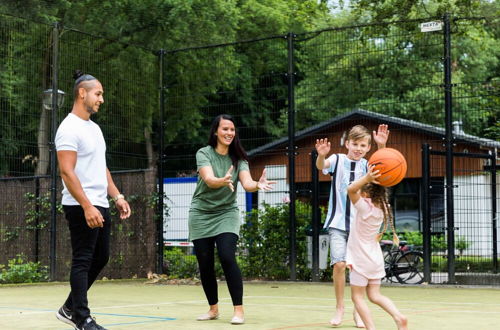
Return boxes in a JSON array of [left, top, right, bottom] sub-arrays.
[[188, 146, 249, 241]]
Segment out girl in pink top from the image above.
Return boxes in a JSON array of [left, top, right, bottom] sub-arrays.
[[346, 166, 408, 330]]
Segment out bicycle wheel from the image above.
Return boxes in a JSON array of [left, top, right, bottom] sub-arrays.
[[394, 251, 424, 284], [383, 250, 398, 283]]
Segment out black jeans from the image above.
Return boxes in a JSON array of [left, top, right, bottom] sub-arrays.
[[192, 233, 243, 306], [63, 205, 111, 325]]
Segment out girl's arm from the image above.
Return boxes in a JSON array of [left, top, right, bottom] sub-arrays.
[[347, 165, 381, 204]]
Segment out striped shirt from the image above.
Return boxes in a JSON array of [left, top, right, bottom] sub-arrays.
[[322, 153, 368, 232]]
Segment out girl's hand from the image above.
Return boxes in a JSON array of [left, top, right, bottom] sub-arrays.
[[257, 168, 277, 192], [366, 164, 381, 184], [315, 138, 331, 157]]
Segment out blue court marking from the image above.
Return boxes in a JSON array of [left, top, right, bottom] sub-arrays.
[[0, 306, 176, 328], [93, 311, 175, 320]]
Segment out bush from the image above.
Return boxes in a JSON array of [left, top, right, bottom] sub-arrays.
[[163, 201, 330, 281], [431, 256, 498, 272], [0, 255, 48, 284], [238, 200, 324, 281], [163, 248, 198, 279]]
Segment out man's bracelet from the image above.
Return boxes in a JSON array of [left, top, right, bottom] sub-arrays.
[[113, 194, 125, 202]]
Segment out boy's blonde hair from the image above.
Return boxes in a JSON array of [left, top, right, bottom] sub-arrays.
[[347, 125, 371, 143]]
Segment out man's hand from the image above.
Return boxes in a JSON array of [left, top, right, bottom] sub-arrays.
[[315, 138, 331, 157], [373, 124, 389, 148], [115, 198, 131, 220], [84, 205, 105, 228]]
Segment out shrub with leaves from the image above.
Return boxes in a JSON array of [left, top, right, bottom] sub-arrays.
[[0, 255, 48, 284]]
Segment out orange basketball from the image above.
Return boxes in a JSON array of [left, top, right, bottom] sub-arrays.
[[368, 148, 407, 187]]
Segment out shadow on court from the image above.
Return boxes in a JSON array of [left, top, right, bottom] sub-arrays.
[[1, 280, 499, 329]]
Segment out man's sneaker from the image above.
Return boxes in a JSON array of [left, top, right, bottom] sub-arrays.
[[55, 305, 76, 328], [77, 317, 108, 330]]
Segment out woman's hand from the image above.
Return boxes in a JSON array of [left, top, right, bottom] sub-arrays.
[[223, 165, 234, 192], [256, 169, 277, 192]]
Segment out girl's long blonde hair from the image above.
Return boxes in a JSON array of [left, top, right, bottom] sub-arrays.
[[361, 183, 399, 245]]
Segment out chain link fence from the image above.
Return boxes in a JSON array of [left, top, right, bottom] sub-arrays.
[[1, 12, 498, 283]]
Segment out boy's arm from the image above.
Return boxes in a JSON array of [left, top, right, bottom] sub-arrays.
[[315, 138, 331, 170], [373, 124, 389, 149], [315, 154, 331, 171]]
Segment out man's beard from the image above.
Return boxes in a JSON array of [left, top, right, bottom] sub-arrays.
[[85, 105, 97, 115]]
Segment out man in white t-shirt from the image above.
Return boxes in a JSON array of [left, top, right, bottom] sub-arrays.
[[54, 71, 131, 330]]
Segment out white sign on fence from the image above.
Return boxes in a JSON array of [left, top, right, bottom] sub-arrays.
[[420, 21, 443, 32]]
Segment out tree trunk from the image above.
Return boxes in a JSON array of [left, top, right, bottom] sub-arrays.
[[145, 126, 156, 170], [35, 31, 53, 176], [34, 108, 50, 175]]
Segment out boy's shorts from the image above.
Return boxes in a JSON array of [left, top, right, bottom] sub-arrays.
[[349, 268, 382, 287], [328, 227, 348, 266]]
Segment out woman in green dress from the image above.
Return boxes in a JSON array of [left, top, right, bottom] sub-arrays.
[[189, 114, 275, 325]]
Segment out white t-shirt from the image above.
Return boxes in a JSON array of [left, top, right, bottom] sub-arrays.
[[322, 153, 368, 231], [55, 113, 109, 208]]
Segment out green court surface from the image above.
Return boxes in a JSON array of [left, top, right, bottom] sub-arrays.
[[1, 280, 499, 330]]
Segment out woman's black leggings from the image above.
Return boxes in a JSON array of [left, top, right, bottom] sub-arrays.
[[192, 233, 243, 306]]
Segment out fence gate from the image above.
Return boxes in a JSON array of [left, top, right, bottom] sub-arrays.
[[422, 144, 498, 284]]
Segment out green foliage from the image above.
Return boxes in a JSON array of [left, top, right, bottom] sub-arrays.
[[384, 231, 471, 254], [455, 235, 471, 255], [238, 200, 329, 281], [431, 255, 499, 272], [0, 255, 48, 284], [163, 248, 199, 279], [163, 201, 331, 281], [23, 192, 63, 230]]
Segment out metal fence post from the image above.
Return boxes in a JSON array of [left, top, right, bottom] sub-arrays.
[[35, 177, 40, 263], [49, 22, 60, 281], [422, 143, 432, 283], [156, 49, 166, 274], [443, 13, 456, 283], [491, 150, 498, 273], [287, 32, 297, 281], [311, 149, 320, 281]]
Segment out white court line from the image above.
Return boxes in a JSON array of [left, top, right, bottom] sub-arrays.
[[243, 295, 500, 307], [2, 297, 499, 318]]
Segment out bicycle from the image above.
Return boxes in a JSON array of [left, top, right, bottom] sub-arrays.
[[380, 239, 424, 284]]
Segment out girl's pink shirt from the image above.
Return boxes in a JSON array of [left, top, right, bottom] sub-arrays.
[[346, 197, 385, 280]]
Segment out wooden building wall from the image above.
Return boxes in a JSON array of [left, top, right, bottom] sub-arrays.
[[249, 118, 492, 183]]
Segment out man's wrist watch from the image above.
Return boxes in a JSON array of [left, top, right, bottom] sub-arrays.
[[113, 193, 125, 202]]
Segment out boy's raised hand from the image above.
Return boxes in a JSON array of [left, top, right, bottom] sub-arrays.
[[373, 124, 389, 148], [315, 138, 331, 157]]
